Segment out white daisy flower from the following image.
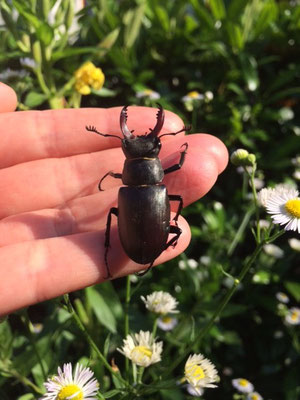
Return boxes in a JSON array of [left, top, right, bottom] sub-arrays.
[[157, 315, 178, 331], [293, 169, 300, 180], [141, 291, 179, 314], [291, 156, 300, 167], [32, 323, 43, 334], [42, 363, 99, 400], [200, 255, 211, 266], [258, 219, 271, 229], [247, 392, 263, 400], [285, 307, 300, 325], [265, 187, 300, 233], [182, 91, 204, 102], [184, 354, 218, 391], [257, 187, 276, 207], [179, 259, 198, 270], [276, 292, 289, 304], [204, 91, 214, 102], [117, 330, 163, 367], [288, 238, 300, 251], [186, 383, 204, 396], [263, 243, 284, 258], [136, 89, 160, 99], [232, 378, 254, 393]]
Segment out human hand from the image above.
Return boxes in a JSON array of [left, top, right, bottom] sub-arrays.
[[0, 82, 228, 315]]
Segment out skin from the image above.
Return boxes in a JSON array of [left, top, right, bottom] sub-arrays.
[[0, 82, 228, 316]]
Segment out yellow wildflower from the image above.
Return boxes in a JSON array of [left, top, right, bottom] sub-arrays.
[[74, 61, 105, 95]]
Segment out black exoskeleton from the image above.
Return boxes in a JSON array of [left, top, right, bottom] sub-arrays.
[[86, 105, 188, 278]]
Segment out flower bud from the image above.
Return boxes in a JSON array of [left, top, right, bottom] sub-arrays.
[[230, 149, 249, 166]]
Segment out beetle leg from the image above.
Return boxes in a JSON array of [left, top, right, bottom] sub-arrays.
[[163, 142, 188, 175], [104, 207, 118, 279], [165, 224, 182, 249], [168, 194, 183, 225], [135, 260, 155, 277], [99, 171, 122, 191]]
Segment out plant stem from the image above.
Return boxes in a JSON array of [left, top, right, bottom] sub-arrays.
[[63, 294, 129, 389], [167, 238, 268, 373], [124, 275, 131, 376], [21, 311, 47, 381]]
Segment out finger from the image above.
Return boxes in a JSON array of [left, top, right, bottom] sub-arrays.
[[0, 82, 17, 113], [0, 106, 185, 169], [0, 215, 190, 316], [0, 134, 228, 220]]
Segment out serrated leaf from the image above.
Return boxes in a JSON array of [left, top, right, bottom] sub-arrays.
[[86, 286, 117, 333]]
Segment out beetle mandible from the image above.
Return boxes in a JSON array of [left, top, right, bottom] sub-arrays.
[[86, 105, 188, 278]]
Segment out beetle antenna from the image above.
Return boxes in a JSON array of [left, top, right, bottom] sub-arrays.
[[120, 106, 135, 139], [86, 125, 122, 140], [147, 103, 165, 137]]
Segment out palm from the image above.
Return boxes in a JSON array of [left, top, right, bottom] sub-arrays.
[[0, 83, 228, 315]]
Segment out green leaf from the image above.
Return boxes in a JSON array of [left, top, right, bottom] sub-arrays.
[[98, 28, 120, 51], [228, 0, 247, 21], [91, 87, 117, 97], [225, 22, 244, 50], [12, 0, 40, 29], [102, 389, 124, 398], [86, 286, 117, 333], [154, 5, 170, 32], [17, 394, 35, 400], [36, 22, 54, 46], [52, 46, 100, 61], [190, 0, 215, 29], [239, 53, 259, 91], [24, 92, 48, 108], [123, 3, 145, 48], [208, 0, 226, 20], [284, 281, 300, 302]]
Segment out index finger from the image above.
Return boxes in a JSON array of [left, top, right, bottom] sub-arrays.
[[0, 106, 185, 169]]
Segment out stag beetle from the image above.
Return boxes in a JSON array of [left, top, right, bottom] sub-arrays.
[[86, 105, 188, 278]]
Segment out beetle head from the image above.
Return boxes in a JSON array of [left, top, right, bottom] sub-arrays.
[[120, 105, 164, 159]]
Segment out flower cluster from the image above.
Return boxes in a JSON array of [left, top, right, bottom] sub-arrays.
[[74, 61, 105, 95], [232, 378, 263, 399]]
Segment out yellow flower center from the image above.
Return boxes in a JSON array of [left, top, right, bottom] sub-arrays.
[[239, 378, 249, 387], [162, 316, 172, 323], [186, 364, 206, 380], [58, 384, 83, 400], [285, 199, 300, 218], [187, 91, 200, 98], [143, 89, 154, 95], [131, 346, 152, 361], [291, 311, 299, 321], [250, 395, 259, 400]]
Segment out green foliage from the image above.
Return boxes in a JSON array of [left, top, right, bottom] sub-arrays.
[[0, 0, 299, 399]]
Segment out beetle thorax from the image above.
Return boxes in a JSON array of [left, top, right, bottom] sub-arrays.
[[122, 136, 161, 159]]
